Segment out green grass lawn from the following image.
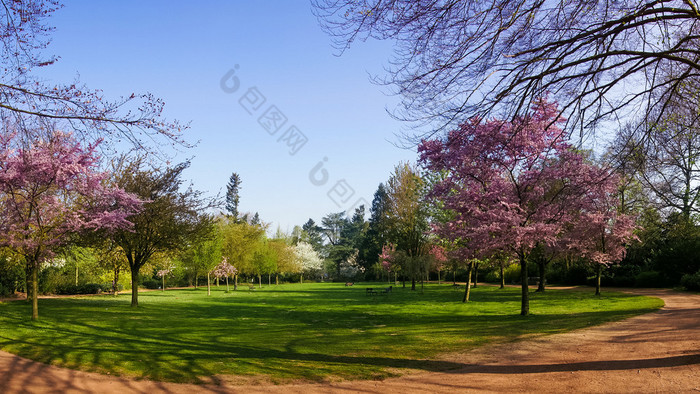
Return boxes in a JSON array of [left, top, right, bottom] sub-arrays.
[[0, 283, 663, 383]]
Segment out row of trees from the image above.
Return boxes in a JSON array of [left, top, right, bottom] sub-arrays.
[[177, 216, 325, 293]]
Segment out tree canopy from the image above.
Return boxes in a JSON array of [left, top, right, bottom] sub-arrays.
[[314, 0, 700, 139]]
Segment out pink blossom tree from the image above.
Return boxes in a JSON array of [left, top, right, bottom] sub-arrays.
[[428, 244, 447, 284], [379, 243, 398, 283], [212, 257, 238, 292], [563, 174, 638, 295], [0, 131, 141, 320], [419, 98, 614, 315]]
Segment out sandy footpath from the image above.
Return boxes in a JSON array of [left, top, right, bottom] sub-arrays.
[[1, 288, 698, 393]]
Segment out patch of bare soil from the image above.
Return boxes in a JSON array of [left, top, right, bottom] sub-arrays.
[[1, 288, 699, 393]]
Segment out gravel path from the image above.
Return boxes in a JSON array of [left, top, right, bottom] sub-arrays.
[[1, 288, 698, 393]]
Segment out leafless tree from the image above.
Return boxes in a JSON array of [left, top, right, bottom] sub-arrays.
[[0, 0, 188, 154], [608, 61, 700, 221], [314, 0, 700, 141], [643, 91, 700, 221]]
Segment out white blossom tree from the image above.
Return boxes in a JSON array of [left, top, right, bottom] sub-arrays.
[[293, 242, 323, 284]]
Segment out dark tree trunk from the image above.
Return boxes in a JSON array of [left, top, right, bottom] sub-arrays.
[[130, 269, 139, 307], [595, 264, 602, 296], [536, 260, 546, 292], [463, 262, 473, 303], [276, 274, 279, 285], [520, 254, 529, 316], [473, 262, 479, 287], [25, 262, 33, 303], [500, 265, 505, 289], [411, 277, 416, 291], [113, 266, 120, 295], [29, 261, 39, 321], [453, 269, 456, 285]]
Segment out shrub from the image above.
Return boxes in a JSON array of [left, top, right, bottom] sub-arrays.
[[565, 265, 591, 285], [54, 283, 104, 295], [502, 264, 521, 284], [680, 271, 700, 292], [141, 277, 161, 289], [484, 270, 500, 283], [634, 271, 664, 288]]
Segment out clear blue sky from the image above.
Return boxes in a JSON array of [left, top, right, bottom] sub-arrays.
[[38, 1, 416, 232]]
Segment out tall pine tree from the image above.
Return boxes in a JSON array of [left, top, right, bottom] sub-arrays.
[[225, 173, 242, 220]]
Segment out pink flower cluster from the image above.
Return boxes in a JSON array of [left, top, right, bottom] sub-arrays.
[[0, 131, 142, 264], [212, 257, 238, 279], [419, 98, 637, 266]]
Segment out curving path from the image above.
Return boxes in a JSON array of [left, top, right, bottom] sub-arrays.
[[1, 288, 699, 393]]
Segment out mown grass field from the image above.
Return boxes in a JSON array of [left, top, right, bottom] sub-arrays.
[[0, 283, 663, 383]]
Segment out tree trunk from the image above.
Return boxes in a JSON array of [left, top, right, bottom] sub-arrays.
[[25, 262, 33, 302], [473, 262, 479, 287], [519, 254, 529, 316], [453, 269, 456, 285], [234, 274, 238, 290], [30, 261, 39, 321], [162, 275, 165, 292], [411, 277, 416, 291], [258, 274, 262, 288], [75, 264, 79, 286], [268, 273, 271, 285], [226, 276, 230, 292], [402, 274, 406, 288], [130, 269, 139, 307], [216, 277, 219, 287], [500, 264, 505, 289], [194, 273, 198, 289], [276, 274, 279, 285], [113, 266, 120, 296], [463, 262, 473, 303], [207, 272, 211, 296], [300, 273, 304, 284], [438, 270, 441, 285], [595, 264, 602, 296], [536, 260, 546, 292]]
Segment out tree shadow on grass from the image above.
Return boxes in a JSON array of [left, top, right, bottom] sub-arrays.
[[0, 286, 665, 384]]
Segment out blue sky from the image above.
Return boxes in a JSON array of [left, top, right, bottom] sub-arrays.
[[38, 1, 416, 232]]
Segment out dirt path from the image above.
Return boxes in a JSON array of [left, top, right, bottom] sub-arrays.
[[1, 288, 699, 393]]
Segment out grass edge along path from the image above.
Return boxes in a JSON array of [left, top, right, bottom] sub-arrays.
[[0, 283, 664, 384]]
